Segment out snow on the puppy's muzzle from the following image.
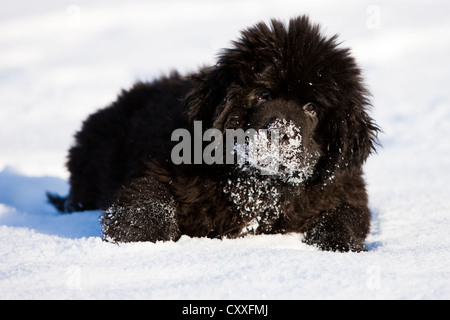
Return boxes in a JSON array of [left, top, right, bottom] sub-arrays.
[[236, 119, 321, 184]]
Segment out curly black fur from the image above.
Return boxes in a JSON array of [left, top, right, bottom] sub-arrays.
[[48, 16, 379, 252]]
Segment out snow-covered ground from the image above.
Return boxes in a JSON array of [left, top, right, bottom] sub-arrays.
[[1, 0, 450, 300]]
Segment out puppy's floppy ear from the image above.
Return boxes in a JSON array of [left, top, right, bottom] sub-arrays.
[[347, 104, 380, 166], [326, 98, 380, 170], [185, 65, 234, 129]]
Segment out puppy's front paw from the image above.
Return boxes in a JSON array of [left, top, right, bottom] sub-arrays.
[[102, 202, 180, 243], [101, 175, 180, 243], [303, 205, 369, 252]]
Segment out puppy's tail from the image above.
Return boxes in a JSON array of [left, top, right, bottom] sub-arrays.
[[46, 192, 76, 213]]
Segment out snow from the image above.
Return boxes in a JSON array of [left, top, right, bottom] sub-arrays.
[[1, 0, 450, 300]]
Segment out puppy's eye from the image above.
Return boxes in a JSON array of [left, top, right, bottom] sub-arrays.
[[303, 103, 317, 116], [257, 90, 272, 102]]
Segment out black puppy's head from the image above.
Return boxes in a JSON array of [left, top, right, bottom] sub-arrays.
[[187, 16, 379, 183]]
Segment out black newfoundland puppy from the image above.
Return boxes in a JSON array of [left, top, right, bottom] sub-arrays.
[[48, 16, 379, 252]]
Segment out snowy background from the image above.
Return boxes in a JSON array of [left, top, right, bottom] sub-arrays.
[[1, 0, 450, 299]]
